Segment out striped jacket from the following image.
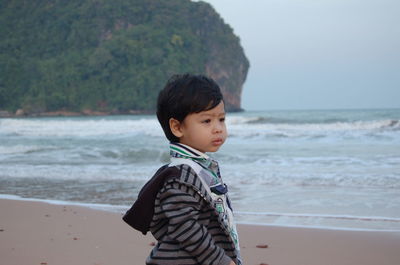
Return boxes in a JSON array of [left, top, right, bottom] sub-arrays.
[[124, 162, 240, 265]]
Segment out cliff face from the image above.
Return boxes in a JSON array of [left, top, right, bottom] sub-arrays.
[[205, 50, 249, 112], [0, 0, 249, 114], [191, 2, 249, 111]]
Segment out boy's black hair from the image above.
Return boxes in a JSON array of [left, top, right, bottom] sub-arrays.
[[157, 74, 224, 142]]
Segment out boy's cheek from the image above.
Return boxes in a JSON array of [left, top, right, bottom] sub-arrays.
[[223, 130, 228, 140]]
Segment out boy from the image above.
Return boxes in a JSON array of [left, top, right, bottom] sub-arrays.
[[123, 74, 241, 265]]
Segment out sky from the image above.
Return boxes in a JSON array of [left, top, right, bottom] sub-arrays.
[[200, 0, 400, 110]]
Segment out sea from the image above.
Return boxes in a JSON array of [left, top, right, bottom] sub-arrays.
[[1, 108, 399, 231]]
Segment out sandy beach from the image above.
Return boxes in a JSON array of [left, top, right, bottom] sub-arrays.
[[1, 198, 399, 265]]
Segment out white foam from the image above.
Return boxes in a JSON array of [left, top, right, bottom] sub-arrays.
[[236, 211, 400, 223], [0, 118, 163, 137], [226, 116, 400, 138], [0, 194, 127, 213], [226, 116, 264, 125], [0, 164, 155, 181]]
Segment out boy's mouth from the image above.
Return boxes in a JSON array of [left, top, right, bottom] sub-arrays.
[[212, 138, 224, 146]]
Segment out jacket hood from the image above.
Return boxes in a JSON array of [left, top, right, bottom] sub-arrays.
[[123, 165, 180, 234]]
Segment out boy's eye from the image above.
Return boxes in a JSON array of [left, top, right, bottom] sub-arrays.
[[202, 119, 211, 124], [220, 117, 225, 122]]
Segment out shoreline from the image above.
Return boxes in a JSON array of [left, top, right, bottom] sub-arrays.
[[1, 193, 399, 233], [1, 198, 400, 265]]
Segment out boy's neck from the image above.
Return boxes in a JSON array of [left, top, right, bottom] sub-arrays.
[[170, 142, 220, 180], [170, 142, 210, 160]]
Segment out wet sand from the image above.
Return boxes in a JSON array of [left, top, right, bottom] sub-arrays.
[[1, 198, 399, 265]]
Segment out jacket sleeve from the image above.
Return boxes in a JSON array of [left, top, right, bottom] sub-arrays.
[[158, 181, 233, 265]]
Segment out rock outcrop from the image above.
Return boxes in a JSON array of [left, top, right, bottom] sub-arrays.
[[0, 0, 249, 114]]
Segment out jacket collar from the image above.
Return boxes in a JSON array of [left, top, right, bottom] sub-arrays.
[[169, 142, 221, 184], [169, 142, 213, 166]]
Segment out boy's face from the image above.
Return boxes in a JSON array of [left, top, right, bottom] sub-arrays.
[[170, 101, 227, 153]]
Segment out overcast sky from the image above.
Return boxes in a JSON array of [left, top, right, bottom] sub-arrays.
[[200, 0, 400, 110]]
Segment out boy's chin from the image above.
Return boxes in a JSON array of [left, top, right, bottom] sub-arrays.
[[205, 145, 222, 153], [182, 142, 223, 153]]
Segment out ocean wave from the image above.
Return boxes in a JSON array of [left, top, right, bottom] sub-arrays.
[[0, 145, 57, 155], [234, 211, 400, 231], [382, 119, 400, 130], [0, 117, 163, 137], [235, 211, 400, 224], [99, 148, 169, 163], [227, 118, 400, 139], [228, 116, 400, 130], [237, 174, 400, 189], [1, 115, 398, 139], [0, 164, 157, 181], [223, 159, 400, 189], [227, 116, 347, 125], [0, 194, 128, 213], [226, 116, 268, 125]]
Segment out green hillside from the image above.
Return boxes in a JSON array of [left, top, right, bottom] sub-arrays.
[[0, 0, 249, 115]]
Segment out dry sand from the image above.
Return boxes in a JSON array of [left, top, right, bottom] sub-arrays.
[[1, 198, 399, 265]]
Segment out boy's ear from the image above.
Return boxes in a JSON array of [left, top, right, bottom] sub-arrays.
[[169, 118, 183, 138]]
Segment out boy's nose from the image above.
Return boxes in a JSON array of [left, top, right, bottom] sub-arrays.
[[213, 123, 223, 133]]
